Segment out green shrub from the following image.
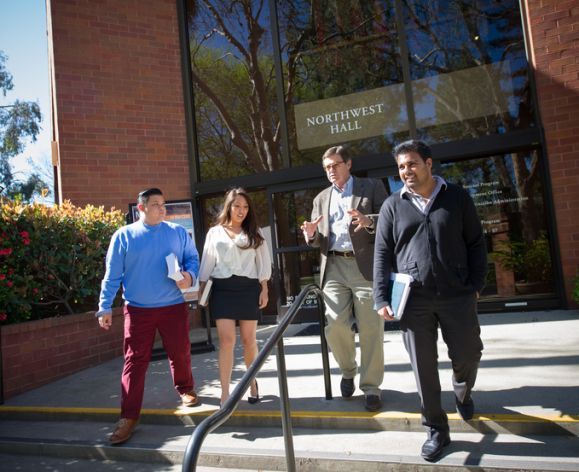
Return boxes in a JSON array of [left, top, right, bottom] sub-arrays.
[[491, 233, 552, 284], [0, 199, 124, 324]]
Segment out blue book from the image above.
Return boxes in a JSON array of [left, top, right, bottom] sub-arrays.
[[387, 273, 413, 319]]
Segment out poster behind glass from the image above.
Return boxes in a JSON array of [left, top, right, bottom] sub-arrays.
[[129, 200, 195, 238]]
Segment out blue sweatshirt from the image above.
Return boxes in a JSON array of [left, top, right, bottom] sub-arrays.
[[98, 220, 199, 314]]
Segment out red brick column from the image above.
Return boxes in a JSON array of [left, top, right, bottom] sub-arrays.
[[525, 0, 579, 306], [48, 0, 192, 211]]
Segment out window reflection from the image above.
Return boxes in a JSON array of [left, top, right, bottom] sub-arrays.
[[187, 0, 536, 179], [403, 0, 534, 143], [440, 151, 554, 299], [386, 174, 404, 194], [279, 1, 408, 165], [187, 0, 281, 181], [279, 251, 321, 313], [272, 187, 325, 307]]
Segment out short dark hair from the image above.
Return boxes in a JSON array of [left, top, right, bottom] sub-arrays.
[[322, 145, 351, 163], [393, 140, 432, 162], [137, 188, 163, 205]]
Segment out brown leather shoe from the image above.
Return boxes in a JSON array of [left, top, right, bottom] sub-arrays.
[[181, 390, 200, 407], [109, 418, 138, 445]]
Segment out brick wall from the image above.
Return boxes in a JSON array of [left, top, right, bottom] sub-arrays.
[[1, 310, 124, 399], [526, 0, 579, 306], [1, 308, 203, 400], [49, 0, 192, 211]]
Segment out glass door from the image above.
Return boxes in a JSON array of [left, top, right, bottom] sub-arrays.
[[262, 147, 561, 323], [438, 149, 560, 311], [264, 180, 327, 324], [371, 148, 562, 313]]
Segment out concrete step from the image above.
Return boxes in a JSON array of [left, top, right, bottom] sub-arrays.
[[0, 419, 578, 471], [0, 453, 267, 472], [1, 404, 578, 436]]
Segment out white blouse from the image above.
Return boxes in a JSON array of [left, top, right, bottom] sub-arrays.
[[199, 225, 272, 282]]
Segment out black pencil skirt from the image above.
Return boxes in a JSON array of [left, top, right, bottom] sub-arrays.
[[209, 275, 261, 321]]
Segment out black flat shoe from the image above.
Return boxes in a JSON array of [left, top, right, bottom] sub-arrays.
[[364, 394, 382, 412], [421, 428, 451, 462], [340, 377, 355, 398], [456, 395, 475, 421], [248, 380, 260, 404]]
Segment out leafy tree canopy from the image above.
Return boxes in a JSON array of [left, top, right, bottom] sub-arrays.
[[0, 50, 48, 202]]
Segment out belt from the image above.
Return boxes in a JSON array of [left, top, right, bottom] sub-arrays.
[[328, 250, 355, 258]]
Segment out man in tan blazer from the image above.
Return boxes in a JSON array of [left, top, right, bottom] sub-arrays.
[[301, 145, 387, 411]]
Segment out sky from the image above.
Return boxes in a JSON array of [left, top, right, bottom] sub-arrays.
[[0, 0, 51, 190]]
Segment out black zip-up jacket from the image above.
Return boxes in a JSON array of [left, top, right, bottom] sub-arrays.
[[373, 182, 487, 305]]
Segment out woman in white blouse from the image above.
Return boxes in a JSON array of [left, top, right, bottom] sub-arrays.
[[198, 188, 272, 406]]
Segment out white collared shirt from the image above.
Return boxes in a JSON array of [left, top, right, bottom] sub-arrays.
[[199, 225, 272, 282], [329, 176, 354, 251], [401, 175, 447, 214]]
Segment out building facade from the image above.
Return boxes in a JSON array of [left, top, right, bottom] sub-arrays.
[[48, 0, 579, 317]]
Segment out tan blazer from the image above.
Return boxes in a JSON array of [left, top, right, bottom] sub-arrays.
[[309, 177, 387, 285]]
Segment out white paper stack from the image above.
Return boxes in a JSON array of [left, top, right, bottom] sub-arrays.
[[166, 253, 184, 281]]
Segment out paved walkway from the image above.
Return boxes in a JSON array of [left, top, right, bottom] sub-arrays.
[[3, 310, 579, 420], [1, 309, 578, 470]]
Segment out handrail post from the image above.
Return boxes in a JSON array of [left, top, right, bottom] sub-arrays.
[[317, 290, 332, 400], [181, 284, 327, 471], [276, 338, 296, 472]]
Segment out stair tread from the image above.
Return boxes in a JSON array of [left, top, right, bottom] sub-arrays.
[[1, 420, 578, 471], [0, 453, 267, 472]]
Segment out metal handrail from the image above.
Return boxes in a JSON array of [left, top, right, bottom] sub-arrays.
[[182, 283, 332, 472]]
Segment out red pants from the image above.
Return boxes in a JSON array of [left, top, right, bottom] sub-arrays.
[[121, 302, 193, 419]]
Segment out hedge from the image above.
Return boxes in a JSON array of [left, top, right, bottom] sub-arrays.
[[0, 199, 124, 324]]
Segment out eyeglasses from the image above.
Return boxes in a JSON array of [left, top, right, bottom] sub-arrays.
[[323, 161, 345, 172], [147, 202, 166, 210]]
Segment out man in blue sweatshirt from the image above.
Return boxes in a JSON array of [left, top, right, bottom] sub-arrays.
[[97, 188, 200, 445], [373, 140, 487, 462]]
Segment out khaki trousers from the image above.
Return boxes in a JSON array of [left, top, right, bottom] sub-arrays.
[[322, 255, 384, 395]]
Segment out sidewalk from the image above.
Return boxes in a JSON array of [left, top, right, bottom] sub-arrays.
[[2, 309, 578, 419], [1, 309, 578, 470]]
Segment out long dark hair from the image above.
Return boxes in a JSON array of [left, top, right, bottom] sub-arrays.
[[215, 187, 264, 249]]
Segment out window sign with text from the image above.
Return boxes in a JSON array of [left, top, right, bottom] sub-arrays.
[[439, 151, 554, 300], [293, 84, 407, 150], [294, 62, 512, 151]]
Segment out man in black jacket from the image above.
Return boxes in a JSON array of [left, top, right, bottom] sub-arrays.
[[373, 140, 487, 461]]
